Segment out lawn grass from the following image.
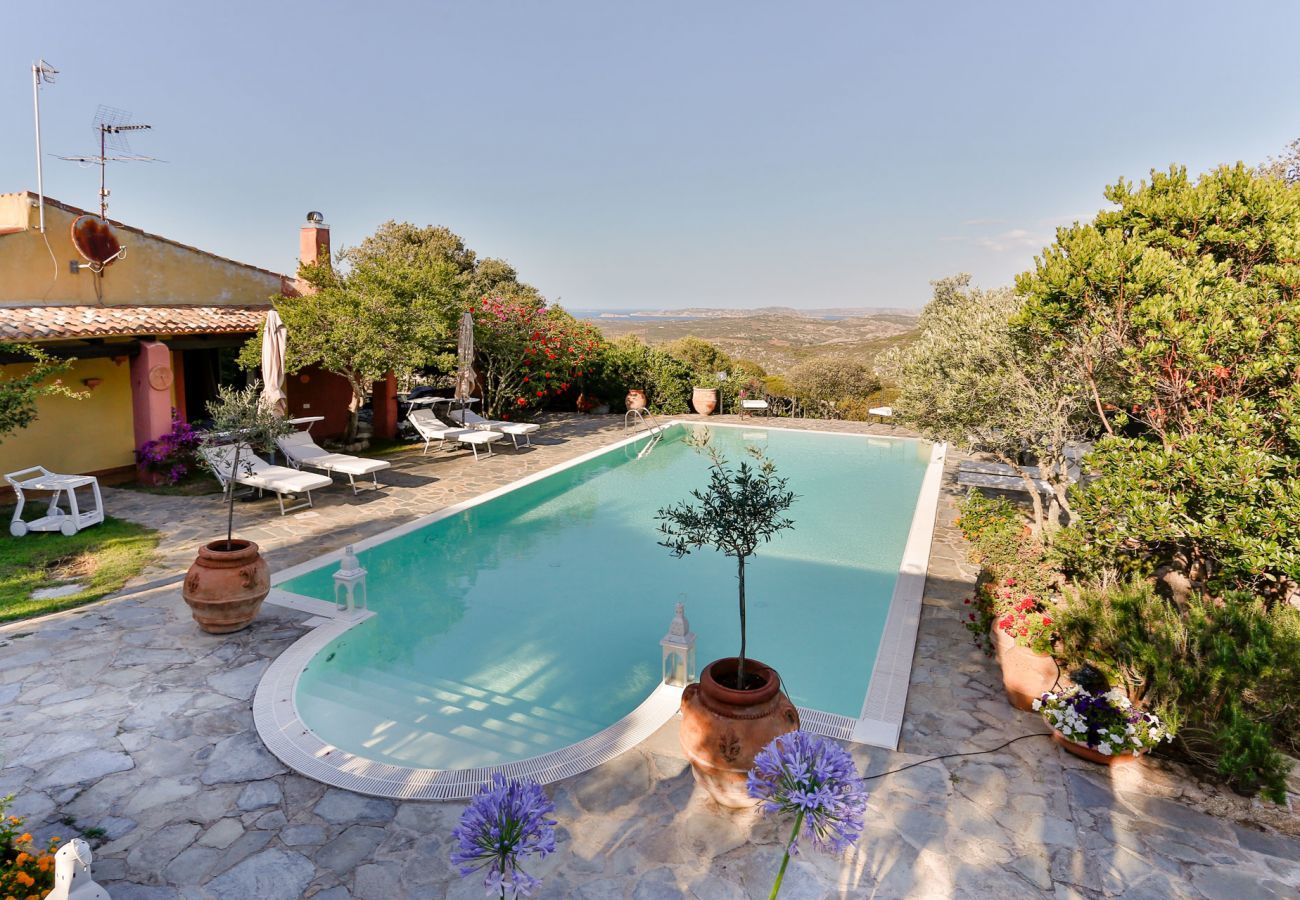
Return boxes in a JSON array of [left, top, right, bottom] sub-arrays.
[[0, 513, 160, 623], [117, 471, 222, 497]]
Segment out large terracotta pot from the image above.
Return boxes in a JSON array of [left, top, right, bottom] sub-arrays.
[[691, 387, 719, 416], [1051, 730, 1143, 767], [679, 657, 799, 808], [182, 539, 271, 634], [626, 389, 648, 411], [992, 627, 1058, 711]]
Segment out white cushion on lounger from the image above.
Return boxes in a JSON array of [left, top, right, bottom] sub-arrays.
[[278, 432, 390, 476]]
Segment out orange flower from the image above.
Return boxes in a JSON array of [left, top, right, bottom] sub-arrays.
[[14, 873, 33, 888], [12, 853, 28, 867], [15, 834, 30, 844]]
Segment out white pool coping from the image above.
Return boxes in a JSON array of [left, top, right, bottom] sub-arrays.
[[254, 421, 945, 799]]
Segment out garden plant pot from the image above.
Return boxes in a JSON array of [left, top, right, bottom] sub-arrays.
[[1050, 729, 1143, 767], [691, 387, 719, 416], [182, 539, 271, 634], [625, 389, 648, 411], [992, 627, 1058, 711], [679, 657, 799, 808]]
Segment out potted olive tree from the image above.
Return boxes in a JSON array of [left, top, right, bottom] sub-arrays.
[[657, 428, 798, 807], [182, 383, 295, 634]]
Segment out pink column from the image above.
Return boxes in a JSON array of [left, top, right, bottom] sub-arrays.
[[130, 340, 175, 479]]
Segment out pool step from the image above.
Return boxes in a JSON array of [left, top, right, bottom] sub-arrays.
[[309, 666, 611, 760], [356, 666, 609, 736], [311, 677, 567, 761]]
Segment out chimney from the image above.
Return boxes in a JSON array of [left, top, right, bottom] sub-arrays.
[[299, 211, 330, 268]]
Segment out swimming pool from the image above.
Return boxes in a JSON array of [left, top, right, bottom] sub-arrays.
[[256, 422, 944, 798]]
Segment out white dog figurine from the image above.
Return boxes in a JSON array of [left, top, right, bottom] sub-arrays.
[[46, 838, 111, 900]]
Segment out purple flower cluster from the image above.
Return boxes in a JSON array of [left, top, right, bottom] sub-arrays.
[[450, 774, 557, 898], [136, 411, 202, 483], [1035, 686, 1170, 755], [747, 730, 869, 856]]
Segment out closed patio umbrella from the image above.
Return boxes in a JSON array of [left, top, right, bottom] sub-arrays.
[[454, 311, 474, 425], [260, 308, 288, 416]]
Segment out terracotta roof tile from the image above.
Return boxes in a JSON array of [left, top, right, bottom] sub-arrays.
[[0, 305, 268, 341]]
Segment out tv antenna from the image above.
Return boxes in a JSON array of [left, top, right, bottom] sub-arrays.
[[31, 59, 58, 234], [58, 105, 160, 220]]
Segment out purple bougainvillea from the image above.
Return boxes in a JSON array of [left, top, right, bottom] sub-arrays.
[[450, 774, 557, 899], [135, 410, 202, 484], [748, 730, 869, 898]]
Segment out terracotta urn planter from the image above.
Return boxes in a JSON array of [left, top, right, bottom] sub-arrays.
[[182, 539, 271, 634], [626, 389, 648, 411], [691, 387, 719, 416], [1050, 730, 1143, 767], [679, 657, 799, 808], [992, 627, 1058, 711]]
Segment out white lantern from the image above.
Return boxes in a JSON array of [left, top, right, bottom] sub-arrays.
[[333, 545, 368, 613], [660, 601, 696, 687]]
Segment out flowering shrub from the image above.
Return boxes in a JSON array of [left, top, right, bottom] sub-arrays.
[[1034, 686, 1172, 756], [450, 774, 556, 898], [0, 795, 59, 899], [135, 410, 201, 484], [474, 297, 602, 420], [957, 490, 1061, 654], [747, 731, 869, 898], [963, 575, 1057, 655]]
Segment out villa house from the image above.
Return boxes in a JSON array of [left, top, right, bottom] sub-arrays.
[[0, 192, 386, 484]]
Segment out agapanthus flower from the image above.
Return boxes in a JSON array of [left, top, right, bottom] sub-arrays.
[[748, 730, 868, 856], [450, 774, 557, 899]]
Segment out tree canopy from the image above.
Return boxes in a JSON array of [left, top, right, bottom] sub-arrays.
[[263, 255, 460, 440], [886, 275, 1090, 532], [0, 343, 78, 441], [1016, 164, 1300, 596]]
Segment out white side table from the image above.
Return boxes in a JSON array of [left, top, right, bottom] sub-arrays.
[[5, 466, 105, 537]]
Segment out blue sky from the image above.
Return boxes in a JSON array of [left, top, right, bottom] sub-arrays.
[[3, 1, 1298, 309]]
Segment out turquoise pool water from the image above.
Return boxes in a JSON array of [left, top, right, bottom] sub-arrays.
[[282, 424, 930, 770]]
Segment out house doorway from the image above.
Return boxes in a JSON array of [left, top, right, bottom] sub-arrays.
[[176, 343, 249, 425]]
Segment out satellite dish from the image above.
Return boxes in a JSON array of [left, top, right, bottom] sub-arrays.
[[71, 215, 124, 268]]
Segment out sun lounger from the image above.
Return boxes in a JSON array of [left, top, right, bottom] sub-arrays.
[[456, 429, 505, 460], [277, 431, 390, 495], [407, 409, 472, 455], [201, 445, 334, 515], [956, 468, 1052, 495], [455, 410, 540, 450]]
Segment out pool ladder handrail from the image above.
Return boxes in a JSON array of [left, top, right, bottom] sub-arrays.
[[624, 408, 664, 458]]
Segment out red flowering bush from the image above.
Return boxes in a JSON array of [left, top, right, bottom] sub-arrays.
[[473, 297, 604, 419], [957, 491, 1061, 654]]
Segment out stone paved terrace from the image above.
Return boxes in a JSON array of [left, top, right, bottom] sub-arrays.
[[1, 414, 1297, 898]]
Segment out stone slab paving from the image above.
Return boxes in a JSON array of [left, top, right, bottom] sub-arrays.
[[2, 414, 1297, 898]]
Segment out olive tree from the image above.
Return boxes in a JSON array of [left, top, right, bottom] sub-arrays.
[[883, 275, 1090, 535], [656, 431, 796, 688]]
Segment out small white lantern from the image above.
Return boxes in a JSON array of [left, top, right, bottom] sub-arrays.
[[333, 544, 368, 613], [660, 600, 696, 687]]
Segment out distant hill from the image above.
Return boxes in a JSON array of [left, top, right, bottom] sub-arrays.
[[584, 311, 918, 375], [572, 306, 918, 320]]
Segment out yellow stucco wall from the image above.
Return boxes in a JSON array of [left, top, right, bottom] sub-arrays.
[[0, 357, 135, 477], [0, 192, 285, 306]]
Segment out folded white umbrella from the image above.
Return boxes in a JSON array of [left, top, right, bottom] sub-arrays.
[[260, 309, 288, 415]]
